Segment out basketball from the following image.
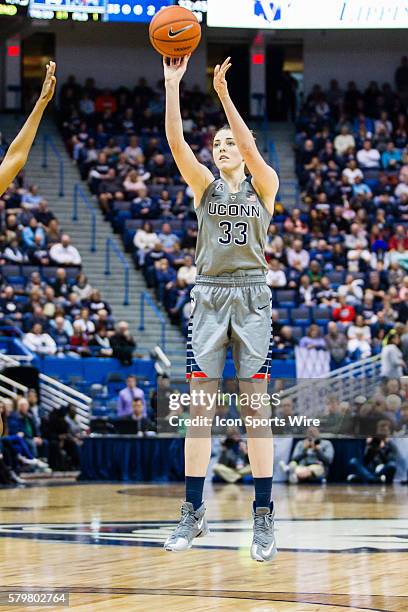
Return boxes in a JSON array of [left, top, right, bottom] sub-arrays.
[[149, 6, 201, 58]]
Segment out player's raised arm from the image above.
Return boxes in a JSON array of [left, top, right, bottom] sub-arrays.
[[213, 57, 278, 215], [0, 62, 56, 197], [164, 55, 214, 207]]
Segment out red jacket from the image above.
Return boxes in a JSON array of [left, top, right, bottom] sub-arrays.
[[332, 305, 356, 322]]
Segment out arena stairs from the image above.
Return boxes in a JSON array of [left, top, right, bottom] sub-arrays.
[[0, 113, 187, 379]]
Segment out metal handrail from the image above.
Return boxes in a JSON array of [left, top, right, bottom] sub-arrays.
[[139, 292, 166, 351], [104, 238, 129, 306], [268, 140, 280, 175], [42, 134, 64, 197], [72, 184, 97, 252], [278, 180, 300, 207], [0, 373, 28, 393]]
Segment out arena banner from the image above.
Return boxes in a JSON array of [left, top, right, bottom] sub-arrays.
[[207, 0, 408, 29]]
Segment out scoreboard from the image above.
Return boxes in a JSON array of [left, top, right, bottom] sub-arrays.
[[27, 0, 173, 21]]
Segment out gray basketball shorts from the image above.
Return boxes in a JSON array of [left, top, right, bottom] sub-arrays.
[[186, 273, 273, 380]]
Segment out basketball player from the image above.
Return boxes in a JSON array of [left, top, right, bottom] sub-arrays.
[[163, 55, 279, 562], [0, 61, 56, 437]]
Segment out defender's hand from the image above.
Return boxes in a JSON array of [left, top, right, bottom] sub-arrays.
[[39, 61, 56, 105], [213, 57, 231, 98]]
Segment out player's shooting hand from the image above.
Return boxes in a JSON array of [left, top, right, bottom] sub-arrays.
[[163, 55, 190, 85], [39, 61, 56, 106], [213, 57, 231, 98]]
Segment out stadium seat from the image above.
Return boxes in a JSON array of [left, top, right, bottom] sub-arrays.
[[291, 307, 312, 327], [312, 307, 332, 325], [275, 289, 297, 308], [277, 308, 290, 325]]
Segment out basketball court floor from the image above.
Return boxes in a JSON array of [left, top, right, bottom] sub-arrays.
[[0, 482, 407, 611]]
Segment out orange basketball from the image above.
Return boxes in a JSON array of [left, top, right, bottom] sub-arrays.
[[149, 6, 201, 58]]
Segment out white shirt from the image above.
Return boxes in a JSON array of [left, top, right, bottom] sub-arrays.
[[334, 134, 355, 155], [23, 332, 57, 355], [286, 248, 310, 270], [395, 183, 408, 198], [381, 344, 404, 378], [50, 243, 81, 265], [342, 168, 363, 184], [266, 269, 287, 287], [133, 229, 158, 251], [177, 265, 196, 285], [356, 148, 381, 168]]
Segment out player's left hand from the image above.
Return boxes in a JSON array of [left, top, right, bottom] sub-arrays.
[[213, 57, 231, 98], [39, 61, 56, 106]]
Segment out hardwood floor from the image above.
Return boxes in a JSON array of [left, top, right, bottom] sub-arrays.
[[0, 482, 407, 611]]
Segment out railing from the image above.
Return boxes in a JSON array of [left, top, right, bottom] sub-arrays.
[[42, 134, 64, 197], [139, 292, 167, 351], [268, 139, 280, 175], [105, 238, 129, 306], [72, 184, 97, 252], [39, 374, 91, 432], [278, 180, 300, 208], [280, 354, 382, 419], [0, 353, 92, 431]]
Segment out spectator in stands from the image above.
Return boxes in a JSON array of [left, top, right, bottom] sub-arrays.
[[111, 320, 136, 366], [50, 234, 81, 266], [117, 375, 145, 418], [280, 427, 334, 484], [332, 295, 356, 325], [382, 141, 403, 169], [122, 398, 155, 435], [325, 322, 348, 368], [356, 139, 381, 168], [69, 320, 91, 357], [133, 221, 158, 266], [89, 325, 112, 357], [8, 398, 49, 463], [50, 316, 71, 353], [0, 286, 23, 325], [299, 325, 327, 350], [21, 217, 46, 253], [334, 125, 355, 156], [23, 323, 57, 356], [131, 185, 159, 219], [63, 405, 83, 469], [286, 238, 310, 271], [380, 331, 405, 379], [22, 185, 42, 209], [72, 272, 93, 301], [3, 237, 27, 263], [158, 222, 179, 253], [348, 434, 397, 484], [266, 259, 286, 288]]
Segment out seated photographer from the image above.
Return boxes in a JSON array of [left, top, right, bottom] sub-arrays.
[[280, 426, 334, 484], [212, 427, 252, 484], [348, 421, 397, 484]]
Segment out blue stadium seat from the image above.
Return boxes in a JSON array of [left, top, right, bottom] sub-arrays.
[[291, 307, 311, 327], [41, 267, 59, 282], [291, 326, 303, 341], [327, 270, 345, 287], [312, 307, 332, 325], [21, 265, 40, 278], [277, 308, 290, 325], [275, 289, 297, 308], [2, 264, 21, 280]]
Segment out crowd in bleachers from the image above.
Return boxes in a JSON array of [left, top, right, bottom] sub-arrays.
[[60, 71, 408, 370], [0, 394, 84, 484], [0, 158, 138, 363]]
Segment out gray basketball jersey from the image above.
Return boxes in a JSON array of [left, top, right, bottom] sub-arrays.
[[194, 178, 272, 276]]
